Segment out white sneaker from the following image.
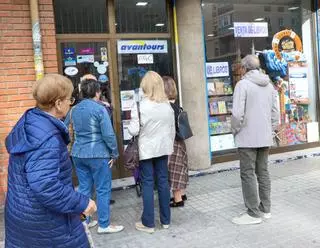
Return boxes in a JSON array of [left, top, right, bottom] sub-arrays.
[[262, 212, 272, 219], [162, 224, 170, 229], [87, 220, 98, 228], [97, 225, 124, 234], [135, 222, 155, 234], [232, 213, 262, 225]]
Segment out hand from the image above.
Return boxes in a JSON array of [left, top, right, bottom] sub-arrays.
[[83, 199, 97, 217], [108, 159, 115, 168]]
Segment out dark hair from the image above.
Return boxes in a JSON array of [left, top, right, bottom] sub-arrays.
[[80, 79, 101, 99], [100, 83, 111, 103]]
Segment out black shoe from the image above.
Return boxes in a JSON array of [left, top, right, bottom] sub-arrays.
[[110, 199, 115, 205], [182, 194, 187, 201], [170, 194, 187, 202], [170, 201, 184, 208]]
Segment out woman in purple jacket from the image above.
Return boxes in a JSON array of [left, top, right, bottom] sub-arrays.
[[5, 74, 96, 248]]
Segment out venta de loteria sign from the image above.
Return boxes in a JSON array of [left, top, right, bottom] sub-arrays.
[[206, 62, 229, 78], [117, 40, 168, 54]]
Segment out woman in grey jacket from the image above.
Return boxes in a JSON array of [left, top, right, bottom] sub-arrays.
[[128, 71, 175, 233]]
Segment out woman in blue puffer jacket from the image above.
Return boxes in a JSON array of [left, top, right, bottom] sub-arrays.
[[5, 74, 97, 248]]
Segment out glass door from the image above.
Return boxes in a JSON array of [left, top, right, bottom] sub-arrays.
[[59, 41, 123, 179], [59, 42, 111, 105], [116, 39, 174, 150]]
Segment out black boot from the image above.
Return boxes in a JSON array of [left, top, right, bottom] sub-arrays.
[[170, 201, 184, 208], [170, 194, 187, 202]]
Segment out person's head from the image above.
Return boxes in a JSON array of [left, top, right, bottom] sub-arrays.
[[100, 83, 111, 103], [33, 74, 74, 119], [162, 76, 177, 101], [81, 74, 97, 81], [140, 71, 167, 103], [80, 79, 101, 100], [241, 54, 260, 74]]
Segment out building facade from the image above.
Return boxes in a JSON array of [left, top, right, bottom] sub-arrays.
[[0, 0, 319, 205]]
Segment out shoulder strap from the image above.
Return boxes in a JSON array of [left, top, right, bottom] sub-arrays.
[[137, 101, 141, 121], [69, 107, 74, 125]]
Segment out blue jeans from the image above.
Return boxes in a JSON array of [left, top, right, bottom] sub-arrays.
[[140, 155, 170, 228], [72, 157, 111, 228]]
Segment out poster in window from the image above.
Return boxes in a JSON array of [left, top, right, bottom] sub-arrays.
[[288, 62, 309, 104]]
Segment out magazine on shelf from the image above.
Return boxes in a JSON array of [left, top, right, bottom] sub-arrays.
[[208, 116, 232, 135]]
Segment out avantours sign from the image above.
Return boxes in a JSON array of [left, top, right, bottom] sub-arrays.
[[117, 40, 168, 54]]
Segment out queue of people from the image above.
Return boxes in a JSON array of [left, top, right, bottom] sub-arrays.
[[4, 54, 278, 247]]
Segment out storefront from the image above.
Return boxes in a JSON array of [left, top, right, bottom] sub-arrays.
[[2, 1, 320, 198], [53, 0, 175, 178], [202, 0, 320, 162]]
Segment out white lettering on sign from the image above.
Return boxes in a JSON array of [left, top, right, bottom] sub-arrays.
[[117, 40, 168, 54], [233, 22, 268, 37], [206, 62, 229, 78], [137, 54, 154, 64]]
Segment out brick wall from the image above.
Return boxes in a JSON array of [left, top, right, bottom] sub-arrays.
[[0, 0, 58, 206]]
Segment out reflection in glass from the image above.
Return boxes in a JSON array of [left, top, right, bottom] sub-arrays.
[[202, 1, 318, 152], [54, 0, 108, 34], [117, 39, 173, 147], [115, 0, 168, 33]]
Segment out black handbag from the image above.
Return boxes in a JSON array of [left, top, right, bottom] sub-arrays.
[[123, 103, 140, 171], [176, 108, 193, 140]]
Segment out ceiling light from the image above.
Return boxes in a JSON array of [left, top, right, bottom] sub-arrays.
[[228, 27, 234, 30], [254, 18, 264, 21], [136, 2, 148, 6], [207, 34, 214, 37], [288, 6, 299, 11], [155, 23, 165, 27], [201, 3, 205, 7]]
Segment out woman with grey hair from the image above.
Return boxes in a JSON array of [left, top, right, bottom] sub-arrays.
[[231, 54, 279, 225]]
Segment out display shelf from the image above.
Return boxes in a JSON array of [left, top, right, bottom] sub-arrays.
[[210, 132, 233, 136], [209, 113, 232, 117], [208, 94, 233, 97]]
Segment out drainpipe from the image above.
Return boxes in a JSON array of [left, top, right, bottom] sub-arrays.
[[172, 0, 183, 107], [29, 0, 44, 80]]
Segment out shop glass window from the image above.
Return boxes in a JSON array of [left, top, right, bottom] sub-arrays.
[[202, 0, 318, 153], [53, 0, 108, 34], [115, 0, 168, 33], [59, 42, 111, 104], [116, 39, 173, 148]]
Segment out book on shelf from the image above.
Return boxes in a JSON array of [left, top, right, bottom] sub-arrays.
[[208, 96, 233, 115], [208, 116, 232, 135], [218, 101, 227, 114], [226, 100, 233, 113], [207, 77, 233, 96]]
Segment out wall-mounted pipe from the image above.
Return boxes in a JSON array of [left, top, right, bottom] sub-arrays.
[[172, 0, 183, 107], [29, 0, 44, 80]]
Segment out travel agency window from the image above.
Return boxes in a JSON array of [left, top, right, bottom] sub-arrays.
[[115, 0, 174, 150], [202, 0, 320, 159]]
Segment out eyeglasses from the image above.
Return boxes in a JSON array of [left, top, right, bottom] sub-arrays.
[[69, 97, 75, 105]]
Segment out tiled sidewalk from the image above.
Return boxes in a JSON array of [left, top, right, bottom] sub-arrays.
[[2, 148, 320, 248], [92, 153, 320, 248]]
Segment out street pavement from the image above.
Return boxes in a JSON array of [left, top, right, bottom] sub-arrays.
[[92, 155, 320, 248], [1, 150, 320, 247]]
